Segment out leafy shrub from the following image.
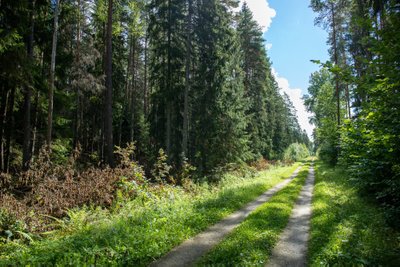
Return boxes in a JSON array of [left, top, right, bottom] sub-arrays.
[[317, 140, 338, 165], [0, 144, 145, 233], [177, 156, 196, 185], [0, 209, 29, 243], [249, 157, 272, 171], [50, 139, 72, 165], [151, 149, 172, 183], [340, 109, 400, 228], [283, 143, 310, 162]]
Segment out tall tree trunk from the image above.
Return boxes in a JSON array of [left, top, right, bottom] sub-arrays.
[[342, 50, 351, 119], [166, 104, 171, 155], [4, 87, 15, 172], [0, 85, 7, 171], [143, 33, 149, 116], [125, 36, 132, 143], [47, 0, 60, 148], [130, 40, 136, 144], [31, 91, 39, 157], [166, 0, 172, 156], [182, 0, 192, 159], [74, 0, 81, 149], [104, 0, 114, 167], [101, 21, 106, 160], [22, 0, 36, 170], [126, 36, 133, 105], [331, 3, 340, 126], [31, 51, 45, 159]]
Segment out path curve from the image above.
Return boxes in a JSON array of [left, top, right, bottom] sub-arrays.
[[266, 164, 315, 267], [149, 166, 303, 267]]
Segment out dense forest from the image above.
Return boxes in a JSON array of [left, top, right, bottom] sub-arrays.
[[0, 0, 309, 175], [0, 0, 310, 235], [307, 0, 400, 224]]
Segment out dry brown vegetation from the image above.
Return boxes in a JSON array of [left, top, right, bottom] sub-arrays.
[[0, 144, 144, 232]]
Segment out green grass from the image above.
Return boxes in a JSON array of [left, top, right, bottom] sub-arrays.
[[0, 163, 300, 266], [197, 163, 310, 266], [308, 161, 400, 266]]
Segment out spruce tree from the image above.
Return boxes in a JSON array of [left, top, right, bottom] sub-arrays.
[[148, 0, 186, 164], [237, 3, 272, 159], [192, 0, 249, 173]]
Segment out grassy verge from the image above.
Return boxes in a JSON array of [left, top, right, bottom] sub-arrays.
[[197, 162, 310, 266], [0, 163, 300, 266], [308, 161, 400, 266]]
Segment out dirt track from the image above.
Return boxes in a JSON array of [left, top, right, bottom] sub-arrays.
[[149, 166, 303, 267]]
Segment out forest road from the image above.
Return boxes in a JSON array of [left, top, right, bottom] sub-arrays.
[[149, 165, 303, 267], [266, 163, 315, 267]]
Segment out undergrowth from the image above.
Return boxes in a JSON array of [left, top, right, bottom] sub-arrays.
[[0, 160, 300, 266], [308, 161, 400, 266], [0, 144, 145, 233]]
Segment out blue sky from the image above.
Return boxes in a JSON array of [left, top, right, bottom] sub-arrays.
[[238, 0, 329, 138], [266, 0, 329, 93]]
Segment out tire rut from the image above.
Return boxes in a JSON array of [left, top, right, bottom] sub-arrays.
[[266, 164, 315, 267], [149, 166, 303, 267]]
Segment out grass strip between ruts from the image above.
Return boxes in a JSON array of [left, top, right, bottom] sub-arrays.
[[308, 161, 400, 266], [197, 162, 311, 266], [0, 163, 301, 266]]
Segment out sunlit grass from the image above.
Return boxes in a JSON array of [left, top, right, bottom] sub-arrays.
[[308, 161, 400, 266]]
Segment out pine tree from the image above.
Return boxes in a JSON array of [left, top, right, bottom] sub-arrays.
[[104, 0, 114, 167], [47, 0, 60, 148], [22, 0, 36, 169]]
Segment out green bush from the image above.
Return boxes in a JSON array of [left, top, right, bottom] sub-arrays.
[[283, 143, 309, 162], [317, 140, 338, 166], [0, 209, 29, 243]]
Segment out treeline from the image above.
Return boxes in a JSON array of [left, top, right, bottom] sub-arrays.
[[307, 0, 400, 225], [0, 0, 309, 177]]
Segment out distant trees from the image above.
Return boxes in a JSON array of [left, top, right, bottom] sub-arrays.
[[304, 68, 338, 164], [0, 0, 309, 177]]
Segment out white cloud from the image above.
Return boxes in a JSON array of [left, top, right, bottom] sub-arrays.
[[272, 68, 314, 139], [238, 0, 276, 32], [265, 43, 273, 50]]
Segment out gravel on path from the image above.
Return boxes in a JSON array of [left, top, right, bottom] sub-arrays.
[[266, 164, 315, 267], [149, 166, 303, 267]]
